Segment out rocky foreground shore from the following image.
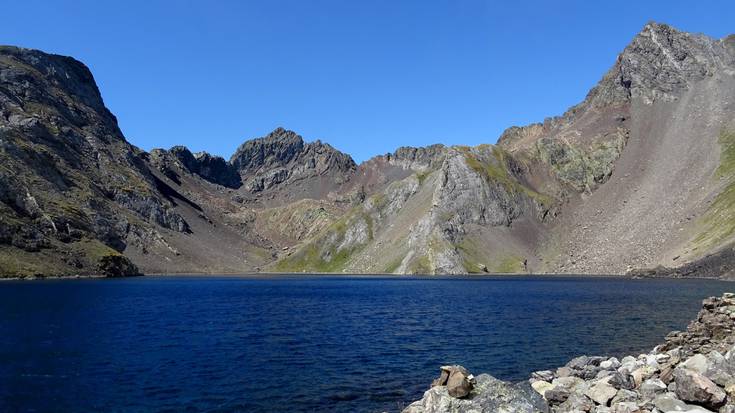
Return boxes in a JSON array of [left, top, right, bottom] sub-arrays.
[[401, 293, 735, 413]]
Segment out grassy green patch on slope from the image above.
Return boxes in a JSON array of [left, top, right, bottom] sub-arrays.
[[693, 129, 735, 249], [274, 243, 356, 273], [382, 255, 404, 274], [461, 146, 554, 206], [273, 213, 372, 273], [416, 171, 430, 186], [0, 249, 49, 277], [716, 130, 735, 178], [457, 236, 525, 274], [457, 237, 486, 274], [534, 134, 626, 192], [0, 239, 122, 278], [491, 255, 525, 273], [407, 254, 432, 274]]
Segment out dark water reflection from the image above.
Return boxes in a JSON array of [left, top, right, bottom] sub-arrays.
[[0, 276, 731, 412]]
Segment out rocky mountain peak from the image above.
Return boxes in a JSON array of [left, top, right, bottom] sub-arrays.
[[228, 127, 356, 196], [229, 127, 305, 172], [0, 46, 117, 128], [165, 146, 241, 188], [585, 21, 729, 108], [496, 22, 733, 195], [387, 144, 446, 169]]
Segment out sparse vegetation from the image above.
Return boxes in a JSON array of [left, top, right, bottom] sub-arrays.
[[382, 255, 404, 274], [534, 134, 626, 193], [491, 255, 525, 273], [273, 213, 370, 273], [461, 146, 554, 207], [416, 171, 430, 186], [407, 254, 432, 274], [457, 237, 485, 274], [0, 239, 125, 278], [693, 129, 735, 249], [273, 242, 358, 273]]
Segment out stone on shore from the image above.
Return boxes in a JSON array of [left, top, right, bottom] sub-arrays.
[[447, 371, 474, 398], [531, 371, 555, 383], [674, 367, 727, 409], [638, 378, 667, 399], [585, 381, 617, 405], [430, 365, 476, 398], [544, 387, 571, 404], [402, 374, 548, 413], [653, 392, 688, 411], [681, 354, 710, 374], [532, 380, 554, 397]]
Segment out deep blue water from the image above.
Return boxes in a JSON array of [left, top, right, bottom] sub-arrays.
[[0, 276, 731, 413]]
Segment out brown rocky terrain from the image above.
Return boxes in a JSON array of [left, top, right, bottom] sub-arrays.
[[276, 22, 735, 276], [0, 22, 733, 278]]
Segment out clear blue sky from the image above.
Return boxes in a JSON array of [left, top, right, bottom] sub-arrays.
[[2, 1, 734, 162]]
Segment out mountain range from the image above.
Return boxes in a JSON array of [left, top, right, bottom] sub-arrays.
[[1, 22, 734, 278]]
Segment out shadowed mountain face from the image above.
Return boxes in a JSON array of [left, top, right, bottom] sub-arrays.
[[1, 22, 734, 278], [0, 46, 189, 276]]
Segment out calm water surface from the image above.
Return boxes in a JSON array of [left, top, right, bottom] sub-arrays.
[[0, 276, 731, 412]]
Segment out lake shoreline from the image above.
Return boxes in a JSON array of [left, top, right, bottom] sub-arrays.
[[2, 271, 732, 281], [402, 292, 735, 413]]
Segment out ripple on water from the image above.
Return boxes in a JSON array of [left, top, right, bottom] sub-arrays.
[[0, 276, 731, 413]]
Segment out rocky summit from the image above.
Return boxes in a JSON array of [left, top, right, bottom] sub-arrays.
[[402, 293, 735, 413], [1, 22, 735, 277]]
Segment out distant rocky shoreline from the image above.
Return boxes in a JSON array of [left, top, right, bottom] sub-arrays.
[[401, 293, 735, 413], [4, 268, 735, 281], [4, 270, 734, 281]]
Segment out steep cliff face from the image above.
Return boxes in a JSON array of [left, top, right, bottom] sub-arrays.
[[0, 46, 191, 277]]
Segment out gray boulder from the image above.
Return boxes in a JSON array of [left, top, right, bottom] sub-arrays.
[[567, 356, 592, 370], [653, 392, 688, 411], [608, 372, 636, 390], [682, 354, 711, 375], [556, 393, 594, 412], [585, 381, 618, 405], [609, 402, 638, 413], [611, 389, 638, 405], [402, 374, 548, 413], [674, 367, 727, 409], [704, 351, 735, 387], [556, 367, 574, 378], [600, 358, 622, 371], [532, 370, 555, 383], [545, 387, 571, 404], [639, 378, 667, 400]]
